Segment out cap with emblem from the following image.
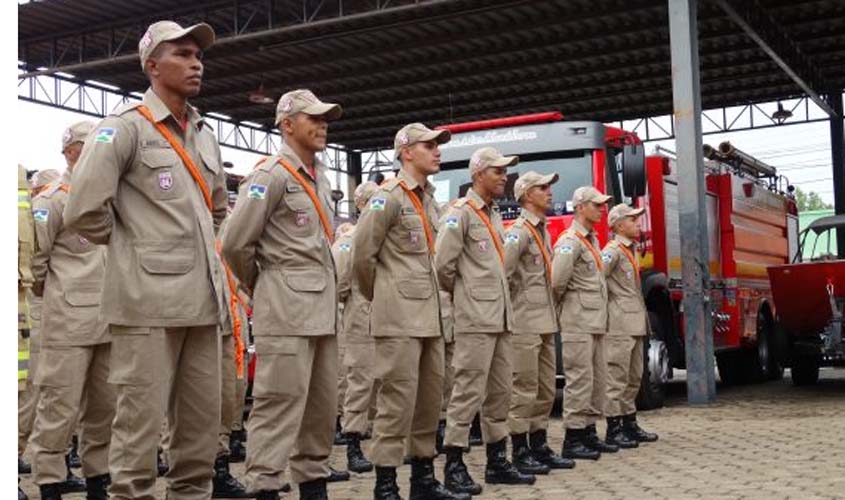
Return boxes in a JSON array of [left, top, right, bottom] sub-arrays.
[[353, 181, 380, 207], [514, 170, 559, 201], [608, 203, 645, 227], [469, 147, 518, 175], [29, 169, 61, 191], [61, 121, 96, 153], [393, 123, 451, 159], [139, 20, 215, 70], [275, 89, 342, 125], [571, 186, 612, 207]]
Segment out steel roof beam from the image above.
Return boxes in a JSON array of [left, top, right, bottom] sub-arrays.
[[715, 0, 837, 117]]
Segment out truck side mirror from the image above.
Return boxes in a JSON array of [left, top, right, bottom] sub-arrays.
[[622, 144, 646, 199]]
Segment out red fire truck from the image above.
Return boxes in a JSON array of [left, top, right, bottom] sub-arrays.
[[434, 112, 797, 409]]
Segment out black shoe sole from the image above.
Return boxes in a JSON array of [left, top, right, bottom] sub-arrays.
[[348, 464, 374, 473], [515, 466, 550, 475], [484, 476, 536, 486]]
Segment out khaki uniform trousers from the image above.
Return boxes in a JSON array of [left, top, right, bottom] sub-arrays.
[[441, 339, 455, 420], [605, 335, 644, 417], [508, 333, 556, 435], [30, 342, 115, 485], [233, 349, 249, 433], [337, 332, 348, 417], [108, 325, 219, 500], [561, 333, 607, 429], [371, 336, 444, 466], [341, 336, 379, 435], [218, 333, 241, 457], [444, 333, 513, 447], [18, 330, 40, 456], [244, 335, 337, 490]]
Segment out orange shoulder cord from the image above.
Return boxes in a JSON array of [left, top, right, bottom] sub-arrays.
[[398, 181, 435, 254], [617, 243, 641, 280], [215, 239, 244, 378], [276, 159, 334, 244], [135, 105, 213, 211], [465, 200, 505, 264], [523, 222, 552, 280], [57, 184, 70, 193], [574, 232, 604, 272]]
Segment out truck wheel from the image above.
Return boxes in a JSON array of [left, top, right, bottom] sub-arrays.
[[636, 312, 668, 411], [791, 356, 820, 386], [748, 308, 778, 382]]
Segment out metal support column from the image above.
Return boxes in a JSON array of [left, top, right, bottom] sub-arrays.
[[668, 0, 716, 404], [830, 92, 845, 257], [347, 150, 363, 216]]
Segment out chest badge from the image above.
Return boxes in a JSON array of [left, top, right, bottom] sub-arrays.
[[295, 211, 309, 227], [478, 240, 489, 253], [158, 171, 174, 191], [78, 235, 89, 246], [409, 232, 419, 245]]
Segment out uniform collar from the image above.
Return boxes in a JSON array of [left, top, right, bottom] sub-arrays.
[[520, 207, 545, 227], [60, 169, 72, 186], [570, 219, 595, 239], [397, 169, 435, 196], [143, 88, 205, 130], [279, 141, 327, 181], [467, 187, 494, 211], [614, 234, 635, 248]]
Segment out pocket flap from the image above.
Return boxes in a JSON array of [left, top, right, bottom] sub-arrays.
[[139, 249, 196, 275], [199, 149, 220, 175], [618, 298, 641, 312], [578, 291, 603, 310], [255, 336, 300, 355], [398, 279, 433, 300], [525, 287, 548, 305], [470, 286, 499, 301], [64, 291, 100, 307], [285, 271, 327, 292], [141, 148, 179, 169], [469, 227, 489, 241]]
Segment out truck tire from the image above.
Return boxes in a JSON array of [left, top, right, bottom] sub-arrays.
[[791, 356, 820, 386], [636, 312, 668, 411], [749, 307, 782, 382]]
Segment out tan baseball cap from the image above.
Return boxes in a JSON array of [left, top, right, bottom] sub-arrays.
[[393, 123, 451, 159], [29, 169, 61, 190], [61, 121, 96, 152], [469, 147, 518, 175], [572, 186, 611, 207], [608, 203, 645, 227], [275, 89, 342, 125], [139, 21, 215, 70], [514, 171, 558, 201], [353, 181, 380, 206]]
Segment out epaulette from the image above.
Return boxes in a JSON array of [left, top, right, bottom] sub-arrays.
[[40, 182, 65, 199], [453, 197, 468, 208], [380, 177, 401, 192], [255, 155, 278, 174], [511, 218, 526, 229], [111, 101, 143, 117]]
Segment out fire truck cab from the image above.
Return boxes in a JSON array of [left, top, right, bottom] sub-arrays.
[[433, 112, 796, 410]]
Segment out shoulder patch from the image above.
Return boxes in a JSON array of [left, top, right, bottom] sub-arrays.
[[557, 244, 573, 254], [444, 216, 460, 229], [505, 232, 520, 244], [369, 197, 387, 211], [247, 183, 267, 200], [601, 251, 614, 263], [32, 208, 49, 223], [94, 127, 116, 143], [338, 242, 352, 253]]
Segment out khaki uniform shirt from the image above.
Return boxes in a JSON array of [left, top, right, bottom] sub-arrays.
[[353, 170, 441, 338], [602, 236, 647, 336], [32, 172, 109, 346], [333, 226, 370, 338], [19, 165, 36, 330], [551, 219, 608, 334], [221, 142, 337, 337], [64, 88, 227, 328], [434, 188, 513, 334], [503, 209, 558, 335]]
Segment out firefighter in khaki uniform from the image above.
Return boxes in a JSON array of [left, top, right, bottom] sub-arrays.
[[19, 163, 37, 500], [551, 186, 618, 461], [64, 21, 228, 500], [504, 171, 575, 474], [437, 147, 535, 496], [354, 123, 467, 500], [601, 204, 659, 446], [333, 182, 380, 475], [30, 121, 115, 500], [19, 169, 61, 475], [222, 89, 342, 500]]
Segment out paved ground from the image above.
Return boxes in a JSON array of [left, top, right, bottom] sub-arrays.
[[21, 367, 845, 499]]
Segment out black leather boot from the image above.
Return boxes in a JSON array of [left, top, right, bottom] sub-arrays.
[[468, 415, 483, 447], [529, 430, 575, 469], [334, 417, 348, 446], [299, 478, 328, 500], [623, 414, 659, 442], [435, 420, 446, 455], [18, 456, 31, 474], [230, 430, 247, 463], [409, 457, 470, 500], [255, 491, 279, 500], [584, 424, 618, 453], [373, 466, 401, 500], [85, 474, 110, 500], [561, 429, 600, 460], [60, 454, 87, 493], [346, 433, 374, 473], [39, 483, 64, 500], [68, 437, 82, 469], [328, 465, 350, 482], [157, 448, 169, 477], [510, 434, 549, 475], [605, 417, 639, 449], [484, 439, 535, 485], [212, 455, 253, 498], [443, 446, 482, 496]]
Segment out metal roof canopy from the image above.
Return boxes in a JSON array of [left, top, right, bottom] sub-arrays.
[[18, 0, 845, 151]]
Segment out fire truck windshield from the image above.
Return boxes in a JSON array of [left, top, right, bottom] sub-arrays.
[[432, 150, 593, 220]]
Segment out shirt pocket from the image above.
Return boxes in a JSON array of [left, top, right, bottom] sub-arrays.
[[397, 214, 427, 254], [282, 183, 316, 235], [140, 147, 182, 201], [468, 226, 493, 257]]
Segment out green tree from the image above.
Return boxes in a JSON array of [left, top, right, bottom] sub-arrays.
[[794, 187, 833, 212]]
